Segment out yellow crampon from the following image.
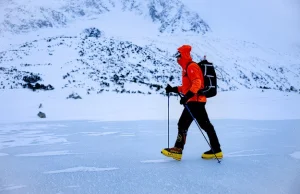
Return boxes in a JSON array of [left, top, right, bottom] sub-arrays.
[[161, 148, 182, 161], [201, 151, 223, 159]]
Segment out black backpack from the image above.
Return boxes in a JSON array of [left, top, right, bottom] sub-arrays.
[[186, 60, 217, 98]]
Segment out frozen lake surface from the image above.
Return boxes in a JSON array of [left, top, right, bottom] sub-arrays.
[[0, 119, 300, 194]]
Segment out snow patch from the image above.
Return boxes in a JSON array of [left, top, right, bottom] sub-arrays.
[[120, 133, 136, 137], [0, 124, 68, 149], [290, 151, 300, 159], [66, 185, 80, 188], [140, 159, 172, 163], [226, 153, 268, 158], [15, 150, 78, 157], [81, 132, 119, 136], [0, 185, 27, 191], [226, 149, 268, 157], [44, 167, 119, 174]]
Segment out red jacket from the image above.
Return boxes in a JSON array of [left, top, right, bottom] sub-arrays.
[[176, 45, 206, 103]]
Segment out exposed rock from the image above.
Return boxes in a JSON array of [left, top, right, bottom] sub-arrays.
[[67, 92, 82, 99], [82, 27, 102, 38], [37, 111, 46, 118], [23, 82, 54, 91], [23, 74, 41, 83]]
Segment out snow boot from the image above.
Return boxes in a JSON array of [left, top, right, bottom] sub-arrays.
[[201, 149, 223, 159], [161, 147, 182, 161]]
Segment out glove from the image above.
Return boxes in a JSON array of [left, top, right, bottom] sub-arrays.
[[165, 84, 178, 94], [180, 90, 194, 104]]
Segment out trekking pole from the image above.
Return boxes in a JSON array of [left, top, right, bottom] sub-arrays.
[[179, 93, 221, 163], [167, 93, 170, 148]]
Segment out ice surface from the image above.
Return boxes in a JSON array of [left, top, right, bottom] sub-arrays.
[[0, 119, 299, 194]]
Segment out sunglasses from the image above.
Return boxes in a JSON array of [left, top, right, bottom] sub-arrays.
[[174, 51, 181, 58]]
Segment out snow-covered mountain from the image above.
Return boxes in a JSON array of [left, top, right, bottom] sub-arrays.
[[0, 0, 299, 99], [0, 29, 181, 95], [1, 28, 299, 96], [0, 0, 209, 36]]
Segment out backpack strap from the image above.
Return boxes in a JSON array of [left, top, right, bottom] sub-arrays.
[[184, 61, 196, 77], [184, 61, 202, 99]]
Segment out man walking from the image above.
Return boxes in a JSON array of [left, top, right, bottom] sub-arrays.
[[161, 45, 223, 161]]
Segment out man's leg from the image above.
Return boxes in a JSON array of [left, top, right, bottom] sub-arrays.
[[175, 106, 194, 150], [161, 106, 193, 161], [190, 102, 222, 153]]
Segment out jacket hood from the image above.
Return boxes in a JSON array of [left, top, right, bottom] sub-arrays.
[[177, 45, 192, 68]]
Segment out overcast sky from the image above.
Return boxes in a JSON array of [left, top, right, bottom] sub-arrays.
[[185, 0, 300, 50]]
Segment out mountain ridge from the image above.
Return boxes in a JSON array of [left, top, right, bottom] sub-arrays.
[[0, 27, 299, 97], [0, 0, 209, 36]]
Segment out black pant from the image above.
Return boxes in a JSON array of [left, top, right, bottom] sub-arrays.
[[174, 102, 221, 152]]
